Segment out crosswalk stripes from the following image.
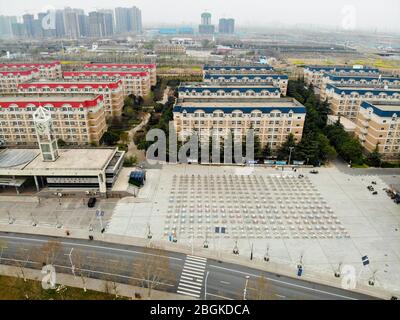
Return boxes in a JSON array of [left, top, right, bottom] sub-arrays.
[[177, 255, 207, 298]]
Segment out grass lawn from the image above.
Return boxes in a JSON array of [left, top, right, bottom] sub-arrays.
[[352, 163, 369, 168], [0, 275, 125, 300]]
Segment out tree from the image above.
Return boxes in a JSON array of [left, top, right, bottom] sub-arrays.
[[366, 144, 382, 167], [71, 249, 95, 293], [36, 240, 63, 266], [123, 155, 138, 167], [131, 244, 174, 298], [340, 139, 363, 164], [254, 135, 264, 160], [0, 240, 7, 262], [262, 143, 272, 159], [276, 133, 296, 161], [119, 131, 129, 145], [57, 139, 66, 147], [101, 130, 120, 146]]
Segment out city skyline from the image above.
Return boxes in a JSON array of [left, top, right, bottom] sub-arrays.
[[0, 0, 399, 32]]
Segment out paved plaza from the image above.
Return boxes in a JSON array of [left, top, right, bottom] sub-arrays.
[[0, 197, 117, 232], [107, 164, 400, 294]]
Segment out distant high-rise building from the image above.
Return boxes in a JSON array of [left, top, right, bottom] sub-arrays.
[[0, 15, 17, 39], [22, 14, 34, 37], [11, 23, 25, 38], [219, 18, 235, 34], [63, 8, 81, 39], [115, 6, 142, 34], [55, 10, 66, 37], [99, 9, 114, 36], [115, 7, 129, 33], [201, 12, 211, 25], [199, 12, 214, 34], [78, 14, 89, 37], [88, 11, 105, 37], [129, 6, 142, 34]]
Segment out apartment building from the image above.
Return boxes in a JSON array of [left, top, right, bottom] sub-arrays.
[[355, 101, 400, 160], [155, 44, 186, 55], [0, 62, 62, 79], [63, 70, 150, 97], [203, 65, 274, 74], [303, 65, 380, 88], [324, 84, 400, 122], [173, 97, 305, 149], [17, 79, 124, 117], [203, 74, 288, 96], [0, 95, 107, 146], [83, 63, 157, 86], [0, 68, 39, 94], [320, 73, 400, 95], [178, 83, 281, 99]]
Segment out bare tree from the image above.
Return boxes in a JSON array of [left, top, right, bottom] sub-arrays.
[[131, 244, 174, 298], [14, 247, 32, 283], [247, 275, 275, 300], [0, 239, 7, 263], [71, 249, 94, 293], [100, 256, 128, 299], [35, 240, 63, 266]]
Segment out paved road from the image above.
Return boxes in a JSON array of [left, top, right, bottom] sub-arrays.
[[0, 232, 377, 300], [333, 159, 400, 176]]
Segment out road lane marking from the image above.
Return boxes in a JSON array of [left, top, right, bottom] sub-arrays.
[[177, 255, 207, 298], [187, 255, 207, 262], [209, 265, 358, 300], [206, 293, 234, 300], [0, 234, 183, 261], [177, 290, 199, 298], [220, 280, 230, 285], [177, 284, 201, 293]]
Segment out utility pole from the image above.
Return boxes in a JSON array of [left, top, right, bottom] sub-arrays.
[[250, 243, 254, 260]]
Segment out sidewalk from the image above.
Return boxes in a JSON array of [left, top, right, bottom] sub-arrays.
[[0, 264, 193, 300]]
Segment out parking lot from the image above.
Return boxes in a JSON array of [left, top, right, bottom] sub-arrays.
[[0, 197, 118, 232]]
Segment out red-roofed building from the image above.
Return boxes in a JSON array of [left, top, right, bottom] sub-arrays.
[[18, 79, 124, 117], [63, 70, 151, 97], [0, 95, 107, 146], [0, 68, 40, 94], [0, 62, 62, 79], [83, 63, 156, 86]]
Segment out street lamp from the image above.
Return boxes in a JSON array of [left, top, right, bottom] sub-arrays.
[[288, 147, 295, 165], [204, 271, 210, 300], [233, 240, 239, 255], [146, 223, 152, 239], [264, 245, 270, 262], [243, 275, 250, 300]]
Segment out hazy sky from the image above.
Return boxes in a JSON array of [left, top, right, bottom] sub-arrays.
[[0, 0, 399, 32]]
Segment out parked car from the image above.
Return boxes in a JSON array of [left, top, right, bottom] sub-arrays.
[[372, 191, 378, 195], [309, 170, 319, 174], [87, 197, 96, 208]]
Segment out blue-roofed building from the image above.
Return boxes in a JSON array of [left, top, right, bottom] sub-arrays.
[[178, 82, 281, 99], [324, 83, 400, 121], [355, 101, 400, 159], [203, 73, 288, 95], [303, 65, 380, 88], [320, 72, 400, 93], [203, 65, 274, 72], [173, 97, 306, 150]]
